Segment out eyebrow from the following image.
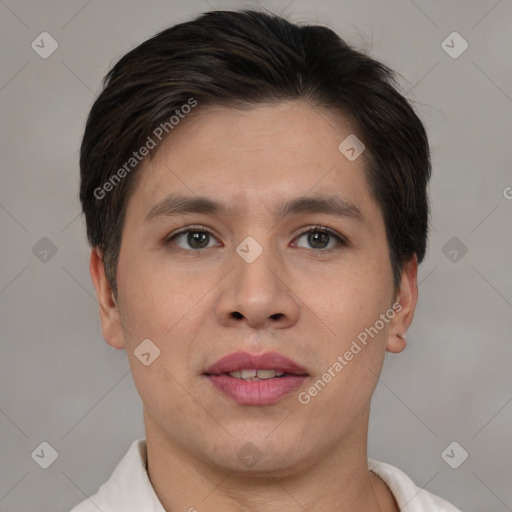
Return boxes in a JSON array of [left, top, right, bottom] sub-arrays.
[[144, 193, 366, 225]]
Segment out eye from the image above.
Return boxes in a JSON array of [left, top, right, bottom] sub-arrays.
[[166, 226, 220, 250], [293, 226, 346, 250]]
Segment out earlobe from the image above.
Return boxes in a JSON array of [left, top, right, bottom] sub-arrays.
[[386, 331, 407, 354], [89, 248, 126, 350], [386, 254, 418, 354]]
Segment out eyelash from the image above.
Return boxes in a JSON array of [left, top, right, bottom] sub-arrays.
[[165, 224, 348, 251]]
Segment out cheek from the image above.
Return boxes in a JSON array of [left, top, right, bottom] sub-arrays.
[[304, 322, 387, 428], [119, 277, 202, 423], [307, 265, 392, 401], [118, 252, 191, 340], [117, 250, 210, 377], [317, 260, 391, 334]]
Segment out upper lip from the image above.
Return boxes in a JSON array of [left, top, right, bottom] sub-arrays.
[[204, 351, 309, 376]]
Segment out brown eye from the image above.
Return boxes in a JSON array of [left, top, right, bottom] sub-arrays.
[[185, 231, 210, 249], [167, 228, 219, 250], [307, 230, 330, 249], [295, 227, 345, 250]]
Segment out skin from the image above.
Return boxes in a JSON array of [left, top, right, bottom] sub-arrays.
[[90, 100, 418, 512]]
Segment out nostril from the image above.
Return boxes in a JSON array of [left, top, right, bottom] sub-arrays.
[[231, 311, 244, 319], [270, 313, 284, 320]]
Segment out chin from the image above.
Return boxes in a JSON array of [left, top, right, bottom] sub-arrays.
[[202, 431, 314, 475]]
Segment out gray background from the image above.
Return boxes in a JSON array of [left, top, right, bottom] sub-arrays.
[[1, 0, 511, 511]]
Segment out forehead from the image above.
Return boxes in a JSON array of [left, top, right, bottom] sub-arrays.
[[125, 101, 380, 229]]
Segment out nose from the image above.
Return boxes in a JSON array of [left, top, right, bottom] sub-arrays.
[[215, 241, 300, 330]]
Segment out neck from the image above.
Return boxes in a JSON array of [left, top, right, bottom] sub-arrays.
[[143, 411, 396, 512]]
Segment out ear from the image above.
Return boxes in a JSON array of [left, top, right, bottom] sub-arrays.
[[386, 253, 418, 354], [89, 247, 126, 350]]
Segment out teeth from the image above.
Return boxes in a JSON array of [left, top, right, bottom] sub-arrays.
[[256, 369, 281, 379], [228, 369, 286, 380]]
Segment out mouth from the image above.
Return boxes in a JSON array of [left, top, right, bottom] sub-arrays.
[[222, 369, 288, 380], [203, 351, 309, 405]]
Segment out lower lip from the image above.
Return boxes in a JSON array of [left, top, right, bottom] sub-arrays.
[[206, 374, 308, 405]]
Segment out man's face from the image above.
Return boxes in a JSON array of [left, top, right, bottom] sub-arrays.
[[94, 101, 415, 472]]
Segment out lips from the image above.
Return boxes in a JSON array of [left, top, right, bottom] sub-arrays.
[[204, 351, 308, 376], [203, 351, 309, 405]]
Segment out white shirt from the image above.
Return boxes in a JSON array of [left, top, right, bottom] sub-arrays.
[[70, 439, 462, 511]]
